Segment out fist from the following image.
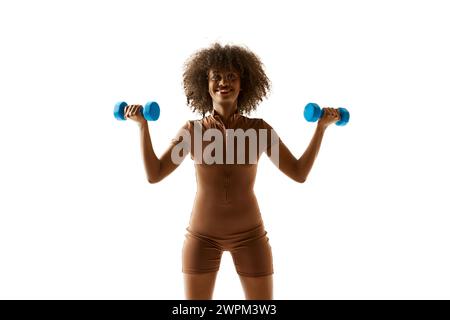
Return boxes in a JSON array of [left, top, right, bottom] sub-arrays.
[[318, 107, 341, 129], [124, 104, 146, 124]]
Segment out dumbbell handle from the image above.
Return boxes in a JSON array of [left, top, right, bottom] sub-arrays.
[[114, 101, 160, 121]]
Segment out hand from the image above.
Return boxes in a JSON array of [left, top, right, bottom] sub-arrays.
[[317, 107, 340, 129], [124, 104, 147, 125]]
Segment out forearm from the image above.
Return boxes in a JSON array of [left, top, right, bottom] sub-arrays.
[[138, 122, 160, 182], [296, 124, 326, 182]]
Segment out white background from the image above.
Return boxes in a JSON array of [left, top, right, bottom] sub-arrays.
[[1, 0, 449, 299]]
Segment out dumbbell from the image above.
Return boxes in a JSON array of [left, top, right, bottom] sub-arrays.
[[303, 102, 350, 126], [114, 101, 160, 121]]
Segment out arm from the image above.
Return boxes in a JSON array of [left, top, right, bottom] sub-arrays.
[[139, 121, 190, 184], [125, 104, 189, 184], [138, 121, 160, 183], [265, 107, 340, 183], [295, 124, 326, 182]]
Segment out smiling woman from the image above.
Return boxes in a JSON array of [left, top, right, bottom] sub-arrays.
[[124, 42, 339, 300]]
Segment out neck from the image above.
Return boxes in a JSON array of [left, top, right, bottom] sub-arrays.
[[213, 102, 238, 121]]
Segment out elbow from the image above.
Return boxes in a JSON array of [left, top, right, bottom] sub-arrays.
[[294, 163, 306, 183], [147, 163, 162, 184], [147, 175, 161, 184], [296, 175, 306, 183]]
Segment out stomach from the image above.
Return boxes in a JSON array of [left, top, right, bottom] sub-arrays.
[[188, 190, 263, 237]]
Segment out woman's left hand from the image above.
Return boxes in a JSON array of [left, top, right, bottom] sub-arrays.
[[318, 107, 341, 129]]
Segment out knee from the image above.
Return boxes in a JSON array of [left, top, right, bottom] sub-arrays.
[[184, 272, 218, 300], [239, 274, 273, 300]]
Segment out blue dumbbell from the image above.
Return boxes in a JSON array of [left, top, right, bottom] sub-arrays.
[[303, 102, 350, 126], [114, 101, 160, 121]]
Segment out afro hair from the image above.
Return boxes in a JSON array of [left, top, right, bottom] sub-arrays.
[[182, 42, 271, 117]]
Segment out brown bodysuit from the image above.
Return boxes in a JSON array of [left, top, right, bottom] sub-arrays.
[[171, 108, 279, 277]]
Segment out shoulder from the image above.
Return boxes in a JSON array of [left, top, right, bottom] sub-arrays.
[[237, 114, 265, 128], [184, 117, 205, 128], [241, 116, 274, 130], [174, 119, 193, 132]]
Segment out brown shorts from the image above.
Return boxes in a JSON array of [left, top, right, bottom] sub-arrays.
[[182, 223, 274, 277]]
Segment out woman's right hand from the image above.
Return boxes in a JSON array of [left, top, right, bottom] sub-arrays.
[[317, 107, 340, 130], [125, 104, 147, 125]]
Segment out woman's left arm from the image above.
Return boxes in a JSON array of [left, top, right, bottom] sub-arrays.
[[265, 107, 340, 183]]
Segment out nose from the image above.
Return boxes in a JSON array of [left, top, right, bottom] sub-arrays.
[[219, 77, 230, 87]]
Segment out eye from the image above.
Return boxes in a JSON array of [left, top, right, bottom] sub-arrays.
[[209, 73, 238, 82]]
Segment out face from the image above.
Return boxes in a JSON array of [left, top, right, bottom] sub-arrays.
[[208, 68, 241, 107]]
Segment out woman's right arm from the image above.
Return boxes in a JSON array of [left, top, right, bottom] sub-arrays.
[[126, 104, 190, 184], [138, 121, 190, 183], [138, 121, 160, 183]]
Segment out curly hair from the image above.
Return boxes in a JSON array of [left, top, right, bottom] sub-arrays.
[[182, 42, 271, 117]]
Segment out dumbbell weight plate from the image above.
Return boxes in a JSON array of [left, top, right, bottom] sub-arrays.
[[336, 108, 350, 126], [114, 101, 128, 121], [304, 103, 323, 122], [143, 101, 160, 121]]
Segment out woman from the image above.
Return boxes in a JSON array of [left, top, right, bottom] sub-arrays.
[[124, 43, 340, 299]]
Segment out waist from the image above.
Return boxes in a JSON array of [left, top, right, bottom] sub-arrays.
[[189, 202, 263, 236], [195, 189, 257, 202]]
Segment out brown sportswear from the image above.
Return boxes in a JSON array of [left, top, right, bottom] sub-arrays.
[[171, 108, 279, 277]]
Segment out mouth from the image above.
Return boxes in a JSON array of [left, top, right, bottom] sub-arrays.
[[217, 89, 232, 95]]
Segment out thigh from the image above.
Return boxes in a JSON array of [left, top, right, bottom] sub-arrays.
[[230, 232, 273, 278], [182, 232, 223, 274], [239, 274, 273, 300]]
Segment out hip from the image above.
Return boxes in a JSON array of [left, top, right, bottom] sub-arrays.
[[185, 221, 269, 250]]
